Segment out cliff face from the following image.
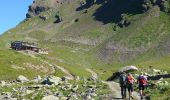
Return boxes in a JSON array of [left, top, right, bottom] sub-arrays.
[[26, 0, 74, 18]]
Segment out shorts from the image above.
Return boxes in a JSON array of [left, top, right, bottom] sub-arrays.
[[127, 84, 134, 92], [139, 84, 145, 90]]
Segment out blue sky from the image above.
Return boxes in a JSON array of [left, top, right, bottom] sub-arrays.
[[0, 0, 33, 35]]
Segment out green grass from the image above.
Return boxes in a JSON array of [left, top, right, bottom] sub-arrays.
[[146, 79, 170, 100], [0, 49, 46, 80], [1, 1, 170, 82]]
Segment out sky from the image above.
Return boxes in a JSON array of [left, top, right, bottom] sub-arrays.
[[0, 0, 33, 35]]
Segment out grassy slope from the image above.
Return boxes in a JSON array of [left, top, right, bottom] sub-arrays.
[[0, 1, 170, 81]]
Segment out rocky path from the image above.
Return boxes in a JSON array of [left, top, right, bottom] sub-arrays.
[[86, 68, 142, 100], [103, 81, 122, 99]]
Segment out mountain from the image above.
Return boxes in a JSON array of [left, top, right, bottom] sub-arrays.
[[0, 0, 170, 80]]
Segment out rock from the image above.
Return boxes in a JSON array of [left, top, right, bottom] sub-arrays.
[[61, 76, 73, 80], [0, 92, 12, 99], [39, 15, 48, 20], [41, 95, 59, 100], [64, 83, 72, 90], [0, 81, 6, 86], [17, 75, 29, 82], [119, 65, 138, 72], [10, 98, 17, 100], [88, 85, 96, 88], [32, 75, 42, 83], [74, 18, 79, 22], [42, 76, 62, 85], [56, 92, 63, 97], [28, 85, 43, 89], [47, 76, 62, 85], [153, 69, 161, 73], [86, 95, 92, 99], [76, 76, 80, 81], [164, 81, 169, 85], [60, 97, 68, 100], [54, 15, 62, 23], [26, 90, 34, 95], [71, 85, 79, 92]]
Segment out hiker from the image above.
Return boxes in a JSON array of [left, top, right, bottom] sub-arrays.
[[126, 73, 136, 99], [137, 72, 148, 99], [119, 72, 127, 99]]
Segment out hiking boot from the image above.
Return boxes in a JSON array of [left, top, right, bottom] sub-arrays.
[[122, 96, 126, 99], [141, 96, 144, 99], [131, 96, 134, 99]]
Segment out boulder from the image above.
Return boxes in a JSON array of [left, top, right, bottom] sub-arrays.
[[119, 65, 138, 72], [41, 95, 59, 100], [0, 81, 6, 86], [16, 75, 29, 82], [32, 75, 42, 83], [153, 69, 161, 73], [60, 97, 68, 100], [42, 76, 61, 85]]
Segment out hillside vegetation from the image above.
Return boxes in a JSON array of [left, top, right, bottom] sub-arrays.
[[0, 0, 170, 80]]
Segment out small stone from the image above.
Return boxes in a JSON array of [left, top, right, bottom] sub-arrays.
[[41, 95, 59, 100], [60, 97, 68, 100], [0, 81, 6, 86], [26, 90, 34, 95]]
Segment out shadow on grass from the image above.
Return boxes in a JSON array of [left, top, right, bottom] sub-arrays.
[[76, 0, 144, 24], [93, 0, 143, 24]]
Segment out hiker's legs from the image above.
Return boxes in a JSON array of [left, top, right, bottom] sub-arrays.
[[142, 85, 145, 96], [127, 86, 130, 99], [121, 86, 126, 98], [128, 84, 134, 99], [124, 86, 127, 98], [121, 86, 124, 98], [139, 85, 144, 99], [130, 84, 134, 99], [139, 85, 142, 96]]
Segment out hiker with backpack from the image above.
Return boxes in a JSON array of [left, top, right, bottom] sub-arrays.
[[137, 72, 148, 99], [119, 72, 127, 99], [126, 73, 136, 99]]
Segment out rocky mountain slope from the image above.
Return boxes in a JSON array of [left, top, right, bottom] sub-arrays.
[[0, 0, 170, 80]]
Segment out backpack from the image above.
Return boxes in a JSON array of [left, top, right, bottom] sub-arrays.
[[138, 75, 147, 85], [119, 74, 127, 86], [127, 76, 133, 84]]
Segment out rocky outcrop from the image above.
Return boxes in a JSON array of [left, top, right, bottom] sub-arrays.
[[26, 5, 49, 18], [26, 0, 74, 19]]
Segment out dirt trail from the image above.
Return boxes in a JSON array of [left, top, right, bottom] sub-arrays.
[[85, 68, 98, 80], [54, 64, 74, 80], [18, 50, 74, 80], [86, 68, 142, 100], [103, 81, 122, 99], [40, 60, 74, 80]]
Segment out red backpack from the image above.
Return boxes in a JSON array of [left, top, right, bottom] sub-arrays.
[[127, 76, 133, 84], [139, 75, 147, 85]]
